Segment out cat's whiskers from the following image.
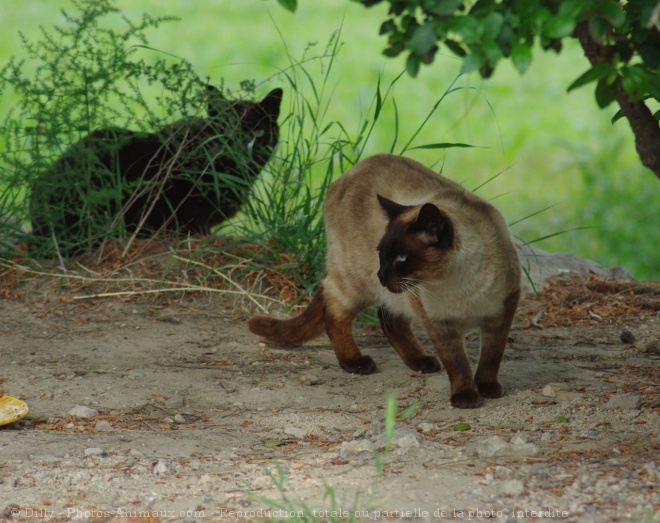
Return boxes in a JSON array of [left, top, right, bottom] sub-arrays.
[[401, 277, 451, 312]]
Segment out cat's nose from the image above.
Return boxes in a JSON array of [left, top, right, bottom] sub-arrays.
[[377, 268, 387, 286]]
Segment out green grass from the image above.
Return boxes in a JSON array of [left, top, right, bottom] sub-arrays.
[[248, 392, 417, 522], [0, 0, 657, 279]]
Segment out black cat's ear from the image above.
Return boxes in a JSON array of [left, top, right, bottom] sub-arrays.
[[206, 85, 227, 118], [414, 203, 454, 249], [260, 88, 283, 119], [377, 194, 410, 222]]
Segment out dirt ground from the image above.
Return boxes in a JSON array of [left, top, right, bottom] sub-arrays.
[[0, 249, 658, 523]]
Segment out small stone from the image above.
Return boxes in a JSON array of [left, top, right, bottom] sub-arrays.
[[542, 384, 558, 398], [511, 432, 528, 445], [620, 330, 636, 344], [300, 374, 322, 386], [508, 442, 540, 457], [391, 429, 423, 448], [474, 436, 508, 458], [416, 422, 435, 433], [164, 395, 185, 409], [496, 479, 524, 496], [284, 426, 306, 438], [94, 420, 113, 431], [605, 392, 642, 411], [625, 409, 642, 419], [542, 382, 569, 398], [493, 466, 514, 479], [68, 405, 98, 419], [153, 460, 169, 475], [173, 414, 186, 424], [163, 417, 174, 424], [84, 447, 105, 457], [339, 440, 373, 462]]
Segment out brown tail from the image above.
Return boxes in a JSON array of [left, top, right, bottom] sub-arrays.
[[247, 285, 326, 345]]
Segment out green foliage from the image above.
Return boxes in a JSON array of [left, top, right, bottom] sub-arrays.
[[228, 35, 476, 291], [557, 136, 660, 279], [277, 0, 299, 13], [250, 461, 364, 522], [353, 0, 660, 110], [0, 0, 205, 256]]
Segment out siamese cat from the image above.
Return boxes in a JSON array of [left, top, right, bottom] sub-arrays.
[[30, 86, 282, 255], [248, 154, 520, 409]]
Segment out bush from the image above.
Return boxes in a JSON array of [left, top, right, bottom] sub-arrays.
[[0, 0, 205, 257]]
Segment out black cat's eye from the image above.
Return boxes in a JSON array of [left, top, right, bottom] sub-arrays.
[[395, 253, 407, 264]]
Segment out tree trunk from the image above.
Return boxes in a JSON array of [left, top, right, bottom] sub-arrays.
[[574, 21, 660, 181]]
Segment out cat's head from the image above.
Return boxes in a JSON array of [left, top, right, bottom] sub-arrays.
[[376, 194, 455, 293], [206, 85, 282, 161]]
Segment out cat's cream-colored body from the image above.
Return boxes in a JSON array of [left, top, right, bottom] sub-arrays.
[[323, 154, 519, 327], [249, 153, 521, 408]]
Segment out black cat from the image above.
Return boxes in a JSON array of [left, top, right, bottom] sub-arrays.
[[29, 86, 282, 254]]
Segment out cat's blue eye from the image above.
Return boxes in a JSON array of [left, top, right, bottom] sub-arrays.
[[395, 253, 407, 263]]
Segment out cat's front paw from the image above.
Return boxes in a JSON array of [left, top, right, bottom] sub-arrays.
[[476, 380, 504, 399], [450, 389, 483, 409], [340, 355, 376, 375], [408, 356, 441, 374]]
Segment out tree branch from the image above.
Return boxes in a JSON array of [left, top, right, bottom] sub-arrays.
[[575, 21, 660, 181]]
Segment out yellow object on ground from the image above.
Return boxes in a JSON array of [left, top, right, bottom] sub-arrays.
[[0, 392, 29, 426]]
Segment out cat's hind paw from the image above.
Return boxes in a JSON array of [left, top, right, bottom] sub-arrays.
[[339, 355, 376, 375], [407, 355, 441, 374], [476, 380, 504, 399], [450, 389, 483, 409]]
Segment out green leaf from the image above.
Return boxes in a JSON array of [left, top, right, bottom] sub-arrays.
[[588, 15, 611, 44], [621, 66, 649, 101], [384, 393, 397, 451], [567, 63, 614, 92], [400, 401, 420, 421], [276, 0, 297, 13], [599, 0, 626, 28], [461, 48, 484, 74], [423, 0, 462, 16], [511, 42, 532, 74], [452, 422, 471, 431], [406, 53, 421, 77], [556, 416, 569, 424], [611, 108, 624, 124], [407, 22, 437, 55], [379, 19, 396, 36], [638, 43, 660, 70], [481, 12, 504, 40], [383, 45, 404, 58], [595, 76, 619, 108], [408, 142, 477, 150], [444, 39, 466, 58], [558, 0, 589, 19], [374, 75, 383, 121], [544, 16, 577, 39]]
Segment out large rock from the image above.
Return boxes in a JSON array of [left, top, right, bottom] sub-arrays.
[[515, 240, 632, 295]]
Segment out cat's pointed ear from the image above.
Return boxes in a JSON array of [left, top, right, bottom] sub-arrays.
[[206, 85, 227, 118], [260, 88, 283, 119], [377, 194, 409, 222], [414, 203, 454, 248]]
